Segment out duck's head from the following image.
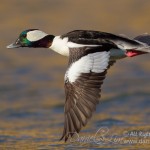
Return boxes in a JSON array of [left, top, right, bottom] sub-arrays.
[[7, 29, 54, 49]]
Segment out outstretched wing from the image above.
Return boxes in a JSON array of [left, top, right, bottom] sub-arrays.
[[60, 45, 116, 141]]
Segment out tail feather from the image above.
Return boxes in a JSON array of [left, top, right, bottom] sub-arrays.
[[133, 34, 150, 53], [134, 33, 150, 46]]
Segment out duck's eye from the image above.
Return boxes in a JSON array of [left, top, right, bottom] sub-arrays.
[[22, 34, 26, 38]]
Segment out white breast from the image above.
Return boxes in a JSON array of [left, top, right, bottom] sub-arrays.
[[50, 36, 69, 56], [50, 36, 101, 56]]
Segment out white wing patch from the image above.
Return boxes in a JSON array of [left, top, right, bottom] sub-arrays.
[[27, 30, 48, 41], [66, 52, 110, 83], [67, 42, 101, 48]]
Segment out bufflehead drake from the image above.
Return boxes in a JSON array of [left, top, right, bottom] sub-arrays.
[[7, 29, 150, 141]]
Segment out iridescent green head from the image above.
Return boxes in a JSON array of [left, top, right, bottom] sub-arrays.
[[7, 29, 54, 48]]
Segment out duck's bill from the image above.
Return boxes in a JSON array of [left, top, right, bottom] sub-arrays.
[[6, 43, 21, 49]]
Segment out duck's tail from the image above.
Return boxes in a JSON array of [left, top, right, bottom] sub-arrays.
[[134, 33, 150, 46], [124, 34, 150, 57]]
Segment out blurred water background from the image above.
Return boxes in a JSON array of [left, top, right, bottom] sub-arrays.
[[0, 0, 150, 149]]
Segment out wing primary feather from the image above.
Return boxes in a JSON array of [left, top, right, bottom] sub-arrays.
[[60, 114, 68, 141], [70, 108, 81, 133], [67, 113, 75, 137], [73, 105, 87, 126]]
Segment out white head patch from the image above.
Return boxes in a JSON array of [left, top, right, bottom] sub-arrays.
[[27, 30, 48, 41]]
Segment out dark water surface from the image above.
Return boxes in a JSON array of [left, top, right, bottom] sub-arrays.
[[1, 0, 150, 149]]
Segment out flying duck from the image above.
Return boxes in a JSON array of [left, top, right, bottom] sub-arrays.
[[7, 29, 150, 141]]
